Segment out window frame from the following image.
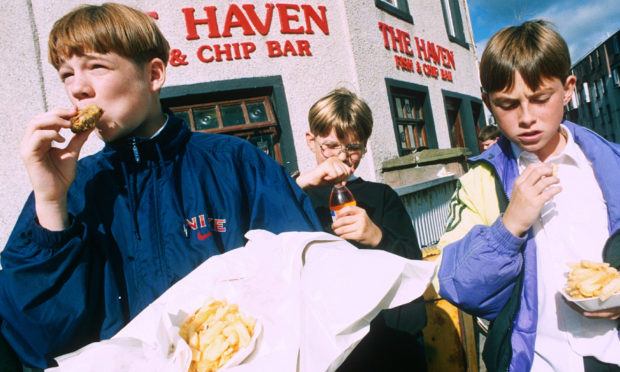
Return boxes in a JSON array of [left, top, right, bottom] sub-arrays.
[[375, 0, 413, 24], [170, 96, 282, 163], [161, 76, 298, 171], [385, 78, 438, 156], [440, 0, 468, 49]]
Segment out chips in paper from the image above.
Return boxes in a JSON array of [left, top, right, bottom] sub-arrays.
[[179, 299, 256, 372], [564, 260, 620, 301]]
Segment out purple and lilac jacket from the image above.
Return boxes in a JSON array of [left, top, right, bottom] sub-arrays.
[[438, 121, 620, 371]]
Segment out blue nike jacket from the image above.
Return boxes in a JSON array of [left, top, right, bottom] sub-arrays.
[[0, 114, 321, 368]]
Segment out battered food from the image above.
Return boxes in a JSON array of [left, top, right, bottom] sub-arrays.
[[70, 104, 102, 133]]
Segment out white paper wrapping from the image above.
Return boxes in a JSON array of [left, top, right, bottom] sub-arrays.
[[48, 230, 436, 372]]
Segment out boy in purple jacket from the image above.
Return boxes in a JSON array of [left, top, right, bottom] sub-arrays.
[[437, 20, 620, 372]]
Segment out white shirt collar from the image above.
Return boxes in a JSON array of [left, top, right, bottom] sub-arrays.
[[150, 114, 169, 139], [510, 124, 581, 171]]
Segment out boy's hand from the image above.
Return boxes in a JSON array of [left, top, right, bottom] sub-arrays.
[[332, 205, 382, 247], [565, 300, 620, 320], [20, 108, 92, 230], [503, 163, 561, 237], [296, 157, 353, 189]]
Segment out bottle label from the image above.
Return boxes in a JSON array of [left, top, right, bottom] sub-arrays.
[[330, 201, 356, 221]]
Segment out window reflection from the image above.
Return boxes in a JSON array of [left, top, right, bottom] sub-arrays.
[[193, 108, 218, 130], [247, 102, 268, 123]]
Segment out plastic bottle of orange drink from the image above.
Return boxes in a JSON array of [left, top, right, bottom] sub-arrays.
[[329, 184, 356, 221]]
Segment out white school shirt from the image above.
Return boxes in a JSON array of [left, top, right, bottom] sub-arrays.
[[510, 126, 620, 372]]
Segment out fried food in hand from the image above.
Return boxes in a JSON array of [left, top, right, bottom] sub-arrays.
[[565, 260, 620, 301], [70, 104, 102, 133]]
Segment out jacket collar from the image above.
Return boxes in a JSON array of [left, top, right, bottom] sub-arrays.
[[102, 113, 191, 166], [470, 120, 620, 232], [469, 134, 519, 201]]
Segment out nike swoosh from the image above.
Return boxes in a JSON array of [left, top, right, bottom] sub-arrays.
[[197, 231, 213, 240]]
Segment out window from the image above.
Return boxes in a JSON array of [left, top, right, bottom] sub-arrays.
[[170, 96, 282, 162], [598, 79, 605, 96], [375, 0, 413, 23], [613, 35, 619, 54], [613, 67, 620, 87], [441, 0, 468, 48], [392, 93, 428, 154], [595, 50, 600, 66], [594, 81, 599, 99], [444, 97, 465, 148], [386, 79, 438, 156], [582, 82, 591, 103]]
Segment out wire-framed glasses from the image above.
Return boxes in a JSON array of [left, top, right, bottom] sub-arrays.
[[315, 138, 366, 159]]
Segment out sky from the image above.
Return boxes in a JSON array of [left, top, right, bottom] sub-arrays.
[[467, 0, 620, 64]]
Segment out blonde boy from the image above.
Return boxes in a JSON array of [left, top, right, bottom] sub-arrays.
[[0, 3, 319, 368]]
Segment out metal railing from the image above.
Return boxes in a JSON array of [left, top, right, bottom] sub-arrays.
[[395, 175, 458, 252]]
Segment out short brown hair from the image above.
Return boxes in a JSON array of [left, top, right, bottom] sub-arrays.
[[308, 88, 373, 144], [48, 3, 170, 69], [480, 20, 570, 94], [478, 125, 501, 142]]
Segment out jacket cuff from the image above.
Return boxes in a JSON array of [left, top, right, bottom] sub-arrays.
[[490, 215, 526, 255], [31, 214, 83, 250]]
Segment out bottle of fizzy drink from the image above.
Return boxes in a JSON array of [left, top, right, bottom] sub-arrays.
[[329, 184, 356, 221]]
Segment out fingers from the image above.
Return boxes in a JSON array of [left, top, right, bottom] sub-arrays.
[[332, 206, 382, 247], [23, 108, 76, 136], [21, 108, 77, 157], [320, 157, 353, 183], [503, 163, 561, 236], [298, 157, 353, 189], [64, 129, 93, 158], [582, 308, 620, 320]]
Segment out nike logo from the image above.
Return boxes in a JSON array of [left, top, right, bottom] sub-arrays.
[[197, 231, 213, 241]]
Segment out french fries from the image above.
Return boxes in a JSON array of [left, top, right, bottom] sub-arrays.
[[565, 260, 620, 301], [179, 299, 256, 372]]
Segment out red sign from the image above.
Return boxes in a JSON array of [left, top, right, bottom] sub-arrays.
[[378, 21, 455, 82], [148, 3, 329, 66]]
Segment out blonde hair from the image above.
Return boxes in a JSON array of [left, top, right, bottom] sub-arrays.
[[480, 20, 570, 94], [308, 88, 373, 144], [49, 3, 170, 69]]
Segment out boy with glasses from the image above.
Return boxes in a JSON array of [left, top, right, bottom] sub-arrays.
[[296, 88, 428, 371]]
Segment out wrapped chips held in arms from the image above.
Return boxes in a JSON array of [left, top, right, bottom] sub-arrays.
[[179, 299, 256, 372], [70, 104, 103, 133], [565, 260, 620, 301]]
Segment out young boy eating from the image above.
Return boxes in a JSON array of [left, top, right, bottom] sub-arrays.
[[437, 20, 620, 371], [0, 3, 320, 369]]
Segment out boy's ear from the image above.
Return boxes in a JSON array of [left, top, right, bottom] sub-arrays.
[[305, 132, 316, 153], [147, 58, 166, 91], [562, 75, 577, 106], [481, 92, 490, 110], [481, 92, 496, 117]]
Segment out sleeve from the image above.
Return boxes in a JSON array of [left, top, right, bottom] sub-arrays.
[[0, 193, 104, 369], [374, 186, 422, 260], [437, 178, 526, 319], [240, 144, 322, 234]]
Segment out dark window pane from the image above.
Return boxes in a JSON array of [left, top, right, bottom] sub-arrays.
[[249, 134, 274, 158], [193, 108, 218, 130], [221, 105, 245, 127], [174, 111, 191, 129], [247, 102, 268, 123]]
